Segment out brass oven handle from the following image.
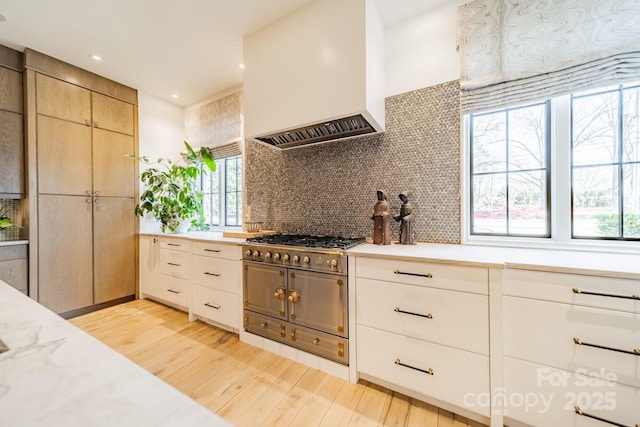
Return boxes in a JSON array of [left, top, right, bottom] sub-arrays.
[[394, 307, 433, 319], [204, 303, 221, 310], [395, 358, 433, 376], [574, 406, 635, 427], [288, 290, 301, 320], [573, 337, 640, 356], [394, 270, 432, 279], [572, 287, 640, 300]]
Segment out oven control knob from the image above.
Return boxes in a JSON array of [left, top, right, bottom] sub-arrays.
[[264, 252, 272, 260], [293, 255, 300, 263], [303, 256, 310, 264], [273, 253, 281, 261], [245, 250, 252, 257], [283, 254, 290, 262], [328, 259, 338, 268], [252, 250, 261, 258]]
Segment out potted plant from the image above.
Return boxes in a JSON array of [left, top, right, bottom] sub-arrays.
[[0, 204, 17, 231], [132, 141, 216, 233]]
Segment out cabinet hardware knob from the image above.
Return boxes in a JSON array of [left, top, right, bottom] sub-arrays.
[[394, 270, 432, 279], [573, 337, 640, 356], [313, 338, 320, 346], [572, 287, 640, 300], [93, 121, 99, 128], [395, 358, 434, 375], [204, 303, 220, 310], [394, 307, 433, 319]]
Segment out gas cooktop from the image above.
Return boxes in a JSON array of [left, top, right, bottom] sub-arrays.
[[246, 234, 366, 250]]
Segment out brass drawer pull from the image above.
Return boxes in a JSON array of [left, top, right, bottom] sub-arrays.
[[394, 270, 432, 279], [574, 405, 634, 427], [167, 262, 181, 267], [167, 289, 180, 294], [394, 307, 433, 319], [204, 249, 221, 253], [204, 303, 220, 310], [573, 337, 640, 356], [204, 272, 220, 277], [167, 243, 181, 247], [395, 358, 433, 376], [572, 287, 640, 301]]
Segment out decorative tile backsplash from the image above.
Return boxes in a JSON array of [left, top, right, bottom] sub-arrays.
[[245, 80, 461, 243]]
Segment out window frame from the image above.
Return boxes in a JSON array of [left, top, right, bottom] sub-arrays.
[[462, 90, 640, 252], [199, 155, 243, 228]]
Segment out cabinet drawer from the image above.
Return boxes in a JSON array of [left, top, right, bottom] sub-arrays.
[[357, 278, 489, 355], [159, 238, 191, 252], [192, 241, 241, 260], [192, 284, 239, 329], [157, 276, 189, 308], [504, 296, 640, 389], [356, 257, 488, 295], [159, 249, 191, 279], [357, 325, 490, 417], [504, 269, 640, 314], [192, 255, 240, 292], [504, 357, 640, 427]]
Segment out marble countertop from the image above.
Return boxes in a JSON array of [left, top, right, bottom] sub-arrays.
[[0, 281, 230, 427], [0, 240, 28, 247], [346, 243, 640, 280]]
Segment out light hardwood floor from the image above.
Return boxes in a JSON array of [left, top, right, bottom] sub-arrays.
[[71, 299, 488, 427]]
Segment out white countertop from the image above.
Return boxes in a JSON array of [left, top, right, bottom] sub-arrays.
[[139, 231, 245, 245], [347, 242, 640, 280], [0, 281, 230, 427], [0, 240, 28, 247]]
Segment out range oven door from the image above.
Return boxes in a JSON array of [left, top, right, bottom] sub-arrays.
[[288, 269, 348, 338], [243, 262, 287, 320]]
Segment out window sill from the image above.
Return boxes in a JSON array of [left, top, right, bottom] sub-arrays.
[[463, 235, 640, 255]]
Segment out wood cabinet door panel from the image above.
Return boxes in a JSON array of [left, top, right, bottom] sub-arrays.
[[92, 92, 134, 135], [0, 110, 24, 195], [0, 66, 23, 113], [37, 115, 92, 195], [139, 236, 159, 299], [93, 197, 135, 304], [38, 195, 93, 314], [36, 74, 91, 124], [92, 128, 135, 197]]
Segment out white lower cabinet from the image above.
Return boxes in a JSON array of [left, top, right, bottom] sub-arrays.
[[357, 325, 490, 417], [504, 357, 640, 427], [355, 257, 491, 420], [138, 235, 242, 330]]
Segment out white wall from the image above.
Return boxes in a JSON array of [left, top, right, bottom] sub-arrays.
[[384, 1, 466, 97], [137, 92, 186, 232]]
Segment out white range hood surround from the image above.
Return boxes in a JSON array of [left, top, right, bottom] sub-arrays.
[[243, 0, 385, 149]]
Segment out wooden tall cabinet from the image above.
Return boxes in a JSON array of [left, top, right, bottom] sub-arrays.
[[0, 46, 24, 198], [25, 49, 138, 316]]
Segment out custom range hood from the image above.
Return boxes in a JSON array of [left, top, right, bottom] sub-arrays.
[[243, 0, 385, 149]]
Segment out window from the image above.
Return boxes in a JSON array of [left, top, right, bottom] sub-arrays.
[[199, 156, 242, 227], [466, 82, 640, 244]]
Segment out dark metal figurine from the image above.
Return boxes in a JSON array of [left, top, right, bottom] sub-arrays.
[[394, 191, 414, 244], [372, 190, 392, 245]]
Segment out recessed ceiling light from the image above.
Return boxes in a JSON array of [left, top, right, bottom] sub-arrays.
[[239, 63, 245, 69], [171, 94, 179, 99], [90, 53, 102, 61], [0, 12, 7, 22]]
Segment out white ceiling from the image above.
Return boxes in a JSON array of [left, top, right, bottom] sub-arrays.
[[0, 0, 453, 107]]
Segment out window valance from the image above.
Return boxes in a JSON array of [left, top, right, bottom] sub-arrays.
[[457, 0, 640, 113]]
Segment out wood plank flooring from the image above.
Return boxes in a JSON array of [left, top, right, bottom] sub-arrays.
[[70, 299, 488, 427]]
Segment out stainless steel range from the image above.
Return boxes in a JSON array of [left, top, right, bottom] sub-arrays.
[[242, 234, 365, 365]]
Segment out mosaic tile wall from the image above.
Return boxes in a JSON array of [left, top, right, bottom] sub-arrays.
[[0, 199, 23, 241], [245, 80, 461, 243]]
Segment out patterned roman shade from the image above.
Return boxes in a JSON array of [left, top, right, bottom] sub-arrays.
[[457, 0, 640, 114]]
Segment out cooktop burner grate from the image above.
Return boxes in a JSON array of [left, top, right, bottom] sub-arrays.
[[246, 234, 366, 250]]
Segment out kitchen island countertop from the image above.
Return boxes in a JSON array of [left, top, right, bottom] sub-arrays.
[[0, 281, 230, 427], [346, 242, 640, 280]]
